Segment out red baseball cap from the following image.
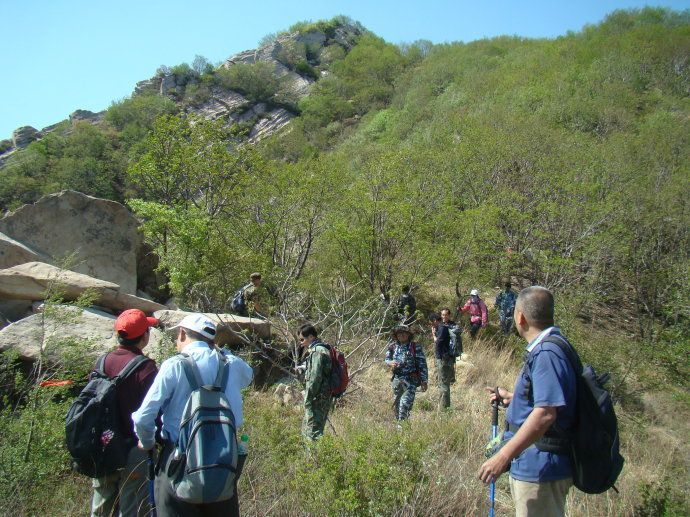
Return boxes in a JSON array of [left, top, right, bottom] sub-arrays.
[[115, 309, 159, 339]]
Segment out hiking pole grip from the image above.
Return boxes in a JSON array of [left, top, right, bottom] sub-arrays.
[[147, 449, 157, 517], [491, 387, 500, 430], [490, 388, 500, 517]]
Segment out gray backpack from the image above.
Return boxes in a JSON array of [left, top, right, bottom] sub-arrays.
[[167, 351, 239, 503]]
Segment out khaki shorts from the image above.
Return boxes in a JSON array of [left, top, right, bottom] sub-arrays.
[[509, 476, 572, 517]]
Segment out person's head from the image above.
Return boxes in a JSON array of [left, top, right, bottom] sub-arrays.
[[505, 282, 512, 292], [391, 325, 413, 343], [250, 272, 262, 286], [514, 286, 555, 338], [441, 308, 451, 322], [470, 289, 479, 298], [298, 324, 318, 346], [428, 312, 442, 328], [172, 314, 217, 352], [401, 285, 410, 294], [115, 309, 159, 350]]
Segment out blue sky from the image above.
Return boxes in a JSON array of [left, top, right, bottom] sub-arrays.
[[1, 0, 688, 139]]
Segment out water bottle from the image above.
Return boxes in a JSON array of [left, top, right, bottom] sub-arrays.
[[237, 434, 249, 456]]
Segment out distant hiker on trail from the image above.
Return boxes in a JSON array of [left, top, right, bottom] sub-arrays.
[[231, 273, 267, 319], [495, 282, 518, 334], [459, 289, 488, 339], [297, 324, 333, 440], [478, 286, 576, 517], [429, 312, 455, 409], [91, 309, 159, 517], [385, 325, 428, 423], [132, 314, 253, 517], [396, 285, 417, 325]]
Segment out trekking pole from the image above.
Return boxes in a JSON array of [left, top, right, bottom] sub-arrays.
[[490, 391, 499, 517], [147, 449, 157, 517]]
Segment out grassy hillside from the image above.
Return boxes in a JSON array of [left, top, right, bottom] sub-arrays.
[[0, 7, 688, 516]]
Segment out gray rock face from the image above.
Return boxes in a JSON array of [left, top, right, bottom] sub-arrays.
[[134, 77, 162, 96], [0, 305, 170, 363], [249, 108, 295, 141], [69, 110, 104, 124], [0, 191, 140, 293], [0, 231, 52, 270], [0, 262, 166, 313], [12, 126, 41, 149], [154, 309, 270, 346], [160, 74, 177, 94]]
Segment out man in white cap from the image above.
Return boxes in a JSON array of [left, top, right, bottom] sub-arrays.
[[458, 289, 488, 339], [132, 314, 253, 517]]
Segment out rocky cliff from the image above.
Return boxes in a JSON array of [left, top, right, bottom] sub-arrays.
[[0, 21, 362, 159]]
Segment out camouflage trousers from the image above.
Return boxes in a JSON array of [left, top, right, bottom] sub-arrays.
[[392, 376, 418, 421], [499, 312, 514, 334], [436, 357, 456, 409], [302, 393, 332, 440]]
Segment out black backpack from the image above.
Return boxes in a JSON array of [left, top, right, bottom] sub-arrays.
[[523, 335, 624, 494], [65, 354, 149, 477], [230, 284, 251, 314]]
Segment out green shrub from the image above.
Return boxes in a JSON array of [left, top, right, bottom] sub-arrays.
[[295, 60, 319, 80]]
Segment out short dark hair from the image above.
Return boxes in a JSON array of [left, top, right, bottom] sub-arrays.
[[298, 324, 318, 339], [428, 312, 441, 322], [117, 329, 148, 347], [516, 286, 554, 328], [250, 272, 262, 281], [441, 307, 451, 314], [402, 285, 410, 293], [505, 282, 512, 289]]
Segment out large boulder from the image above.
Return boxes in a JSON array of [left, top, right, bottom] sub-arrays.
[[0, 262, 166, 313], [154, 310, 270, 347], [12, 126, 41, 150], [0, 305, 170, 364], [0, 191, 141, 293], [0, 231, 52, 269]]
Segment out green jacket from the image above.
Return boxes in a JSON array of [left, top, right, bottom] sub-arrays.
[[304, 340, 332, 400]]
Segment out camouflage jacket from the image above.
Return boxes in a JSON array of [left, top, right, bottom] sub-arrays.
[[304, 340, 333, 400], [494, 290, 517, 315], [385, 340, 428, 384]]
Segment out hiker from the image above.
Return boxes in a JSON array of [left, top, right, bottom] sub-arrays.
[[385, 325, 428, 422], [231, 273, 267, 319], [297, 324, 333, 440], [458, 289, 488, 339], [396, 285, 417, 325], [91, 309, 159, 517], [132, 314, 253, 517], [245, 272, 267, 318], [495, 282, 518, 334], [478, 286, 577, 517], [429, 312, 455, 409]]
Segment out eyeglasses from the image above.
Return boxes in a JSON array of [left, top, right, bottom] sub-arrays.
[[299, 337, 305, 342]]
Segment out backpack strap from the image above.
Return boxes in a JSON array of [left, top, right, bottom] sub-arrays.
[[180, 354, 203, 391], [519, 333, 579, 454], [93, 353, 109, 377], [213, 350, 230, 391], [113, 355, 150, 385]]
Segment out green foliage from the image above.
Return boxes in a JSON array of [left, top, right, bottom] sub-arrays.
[[635, 477, 688, 517], [216, 62, 280, 102], [105, 92, 178, 146], [294, 60, 319, 80]]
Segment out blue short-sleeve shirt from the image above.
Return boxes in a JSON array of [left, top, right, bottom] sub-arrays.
[[505, 327, 577, 482]]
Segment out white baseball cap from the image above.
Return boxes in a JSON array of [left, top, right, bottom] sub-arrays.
[[470, 289, 479, 296], [172, 314, 217, 340]]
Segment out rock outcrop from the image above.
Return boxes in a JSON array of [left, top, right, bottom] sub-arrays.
[[0, 232, 52, 270], [0, 305, 170, 363], [69, 110, 105, 124], [12, 126, 41, 150], [0, 262, 166, 313], [154, 309, 270, 346], [0, 191, 141, 294]]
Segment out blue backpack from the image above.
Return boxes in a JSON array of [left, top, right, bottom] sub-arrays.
[[167, 351, 239, 503]]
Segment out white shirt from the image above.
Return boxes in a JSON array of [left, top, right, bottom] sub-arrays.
[[132, 341, 253, 449]]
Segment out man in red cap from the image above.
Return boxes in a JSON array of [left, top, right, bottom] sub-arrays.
[[91, 309, 159, 517]]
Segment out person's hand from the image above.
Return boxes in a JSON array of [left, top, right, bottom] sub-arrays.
[[478, 449, 511, 484], [389, 361, 399, 370], [295, 365, 306, 375], [419, 382, 428, 392], [486, 386, 512, 407]]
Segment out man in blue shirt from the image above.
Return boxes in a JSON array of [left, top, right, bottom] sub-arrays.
[[478, 286, 576, 517], [494, 282, 518, 334], [132, 314, 253, 517]]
